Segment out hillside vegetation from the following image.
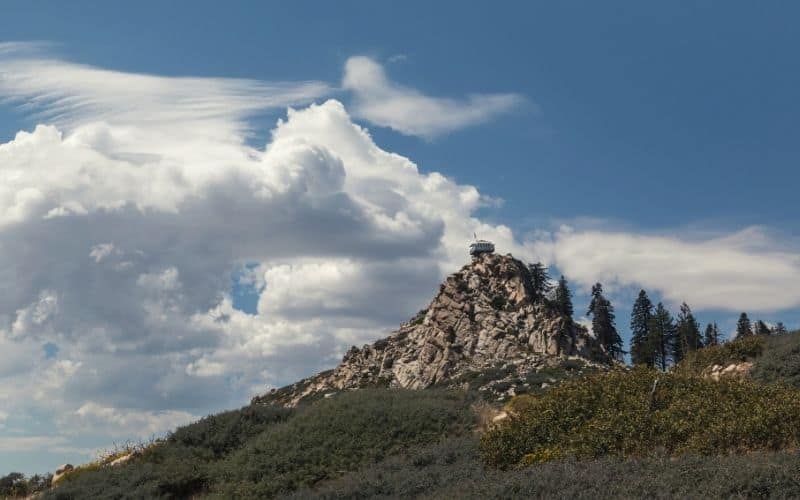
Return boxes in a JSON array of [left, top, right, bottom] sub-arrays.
[[674, 335, 765, 375], [290, 439, 800, 499], [15, 330, 800, 499], [44, 390, 475, 499], [481, 366, 800, 469]]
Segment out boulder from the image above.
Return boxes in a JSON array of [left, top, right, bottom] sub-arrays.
[[52, 463, 74, 484], [109, 452, 139, 466], [492, 411, 509, 423], [706, 361, 753, 381]]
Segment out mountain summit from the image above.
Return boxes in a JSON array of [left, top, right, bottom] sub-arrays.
[[255, 252, 608, 406]]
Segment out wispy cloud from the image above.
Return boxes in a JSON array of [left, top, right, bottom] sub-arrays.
[[342, 56, 527, 138], [534, 226, 800, 312], [0, 43, 330, 138]]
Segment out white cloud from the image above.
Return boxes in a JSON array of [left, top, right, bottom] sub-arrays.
[[0, 436, 65, 453], [342, 56, 527, 138], [69, 403, 196, 439], [2, 44, 796, 474], [0, 48, 534, 469], [535, 226, 800, 312], [0, 43, 330, 139], [89, 243, 117, 263], [575, 316, 594, 338], [10, 290, 59, 340]]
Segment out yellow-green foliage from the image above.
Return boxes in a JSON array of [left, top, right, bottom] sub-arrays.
[[676, 335, 764, 375], [481, 367, 800, 469]]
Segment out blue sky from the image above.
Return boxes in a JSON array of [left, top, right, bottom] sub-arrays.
[[3, 2, 800, 231], [1, 1, 799, 474], [3, 1, 799, 230]]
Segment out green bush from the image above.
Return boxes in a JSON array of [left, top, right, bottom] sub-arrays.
[[481, 367, 800, 469], [752, 330, 800, 388], [211, 389, 476, 497], [45, 404, 293, 499], [409, 309, 427, 326], [676, 335, 765, 374], [47, 444, 212, 499], [1, 472, 50, 498], [169, 404, 292, 457], [48, 388, 476, 499], [292, 435, 800, 500]]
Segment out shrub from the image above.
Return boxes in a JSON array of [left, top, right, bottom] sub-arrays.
[[45, 404, 292, 499], [481, 367, 800, 469], [676, 335, 764, 375], [291, 436, 800, 500], [47, 445, 212, 499], [490, 295, 507, 310], [1, 472, 50, 498], [560, 358, 585, 372], [211, 389, 476, 497], [169, 404, 292, 457], [752, 330, 800, 388], [45, 389, 475, 499], [448, 364, 516, 391]]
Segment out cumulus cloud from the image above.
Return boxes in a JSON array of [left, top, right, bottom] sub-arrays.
[[0, 47, 533, 469], [342, 56, 527, 138], [2, 45, 795, 474], [535, 226, 800, 312]]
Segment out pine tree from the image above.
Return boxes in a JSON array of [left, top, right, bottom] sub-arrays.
[[587, 283, 624, 360], [527, 262, 551, 302], [703, 322, 721, 346], [553, 275, 574, 319], [754, 320, 771, 336], [736, 312, 752, 338], [587, 283, 603, 317], [629, 289, 654, 366], [675, 302, 702, 363], [773, 322, 788, 335], [648, 302, 677, 371]]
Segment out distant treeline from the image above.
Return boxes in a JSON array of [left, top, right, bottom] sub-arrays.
[[526, 262, 792, 368]]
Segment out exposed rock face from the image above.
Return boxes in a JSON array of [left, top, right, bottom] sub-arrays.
[[706, 361, 754, 381], [255, 253, 608, 407]]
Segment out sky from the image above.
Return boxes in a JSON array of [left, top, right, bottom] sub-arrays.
[[1, 1, 800, 474]]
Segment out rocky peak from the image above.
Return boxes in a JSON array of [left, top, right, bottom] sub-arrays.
[[255, 252, 608, 407]]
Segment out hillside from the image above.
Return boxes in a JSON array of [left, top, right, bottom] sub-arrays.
[[41, 384, 800, 499], [29, 329, 800, 499]]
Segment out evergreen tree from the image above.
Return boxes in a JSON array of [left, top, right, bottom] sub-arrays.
[[629, 289, 654, 366], [736, 312, 752, 338], [527, 262, 552, 302], [553, 275, 574, 319], [703, 322, 721, 346], [587, 283, 624, 360], [772, 322, 788, 335], [754, 320, 771, 336], [648, 302, 677, 371], [587, 283, 603, 316], [675, 302, 702, 363]]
